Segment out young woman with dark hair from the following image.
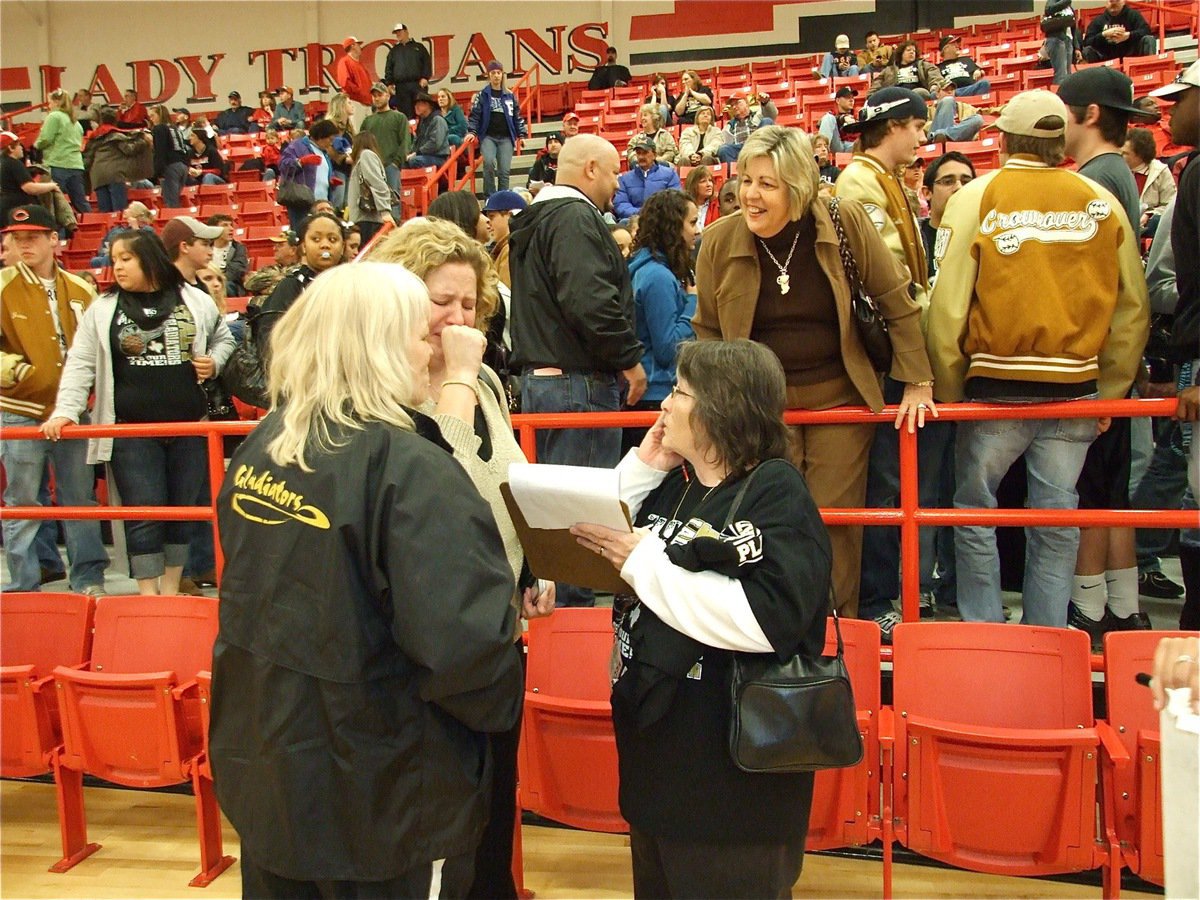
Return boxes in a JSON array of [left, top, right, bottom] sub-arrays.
[[623, 189, 700, 450], [427, 189, 490, 244], [43, 228, 234, 595]]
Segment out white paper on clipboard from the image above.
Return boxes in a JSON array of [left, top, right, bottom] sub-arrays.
[[507, 463, 631, 531]]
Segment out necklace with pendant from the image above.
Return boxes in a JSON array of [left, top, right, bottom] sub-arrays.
[[758, 227, 801, 295]]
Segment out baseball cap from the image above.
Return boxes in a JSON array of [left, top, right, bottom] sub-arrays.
[[161, 216, 224, 248], [228, 90, 241, 100], [835, 86, 858, 99], [342, 36, 362, 50], [483, 190, 528, 213], [0, 131, 19, 150], [172, 107, 191, 116], [841, 87, 927, 133], [370, 81, 389, 94], [630, 136, 657, 152], [562, 111, 580, 122], [2, 205, 56, 233], [1057, 66, 1146, 117], [1150, 60, 1200, 100], [392, 22, 407, 32], [487, 60, 504, 72], [834, 34, 850, 50], [939, 34, 960, 52], [269, 227, 300, 245], [995, 89, 1068, 138], [276, 85, 293, 95]]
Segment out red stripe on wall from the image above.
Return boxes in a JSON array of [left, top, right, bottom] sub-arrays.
[[0, 67, 32, 92], [629, 0, 825, 40]]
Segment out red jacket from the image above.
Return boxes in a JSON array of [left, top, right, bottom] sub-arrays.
[[117, 102, 148, 129], [336, 56, 372, 105]]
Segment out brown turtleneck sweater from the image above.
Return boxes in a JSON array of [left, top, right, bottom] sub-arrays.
[[750, 215, 859, 409]]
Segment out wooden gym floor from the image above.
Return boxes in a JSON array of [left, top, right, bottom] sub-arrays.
[[0, 781, 1160, 899]]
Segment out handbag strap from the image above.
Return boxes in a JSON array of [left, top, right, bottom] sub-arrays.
[[826, 198, 864, 294]]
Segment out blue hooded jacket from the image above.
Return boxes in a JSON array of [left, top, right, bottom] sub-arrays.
[[614, 163, 681, 220], [629, 247, 696, 403]]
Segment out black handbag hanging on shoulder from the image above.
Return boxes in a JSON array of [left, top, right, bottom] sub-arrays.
[[721, 461, 864, 773], [827, 197, 894, 375]]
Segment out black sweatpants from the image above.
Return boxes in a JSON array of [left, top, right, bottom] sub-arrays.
[[629, 827, 806, 899]]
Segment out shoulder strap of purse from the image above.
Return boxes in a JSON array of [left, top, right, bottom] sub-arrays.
[[827, 197, 864, 293]]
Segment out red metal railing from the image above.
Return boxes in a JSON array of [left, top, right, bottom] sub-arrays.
[[512, 64, 543, 127], [1130, 0, 1200, 44], [4, 398, 1196, 629]]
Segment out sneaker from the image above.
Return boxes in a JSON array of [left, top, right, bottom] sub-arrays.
[[78, 584, 106, 598], [873, 609, 903, 645], [919, 591, 936, 619], [176, 577, 205, 597], [1110, 611, 1153, 631], [1067, 602, 1112, 652], [1138, 570, 1184, 599]]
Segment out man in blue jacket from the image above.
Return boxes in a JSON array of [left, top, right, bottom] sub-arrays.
[[614, 138, 680, 221]]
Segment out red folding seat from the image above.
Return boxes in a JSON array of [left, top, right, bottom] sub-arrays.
[[1098, 629, 1192, 894], [1, 592, 95, 778], [49, 594, 234, 887], [518, 607, 627, 833]]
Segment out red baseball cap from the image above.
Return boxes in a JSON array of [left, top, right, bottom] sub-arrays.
[[342, 36, 362, 50], [0, 131, 19, 150]]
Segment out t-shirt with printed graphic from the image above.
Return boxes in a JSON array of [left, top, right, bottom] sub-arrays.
[[894, 64, 921, 87], [486, 94, 511, 139], [938, 57, 981, 88], [110, 292, 207, 422]]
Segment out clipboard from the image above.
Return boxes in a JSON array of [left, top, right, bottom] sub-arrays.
[[500, 482, 634, 594]]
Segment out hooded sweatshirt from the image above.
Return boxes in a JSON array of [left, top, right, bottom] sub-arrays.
[[629, 247, 696, 403]]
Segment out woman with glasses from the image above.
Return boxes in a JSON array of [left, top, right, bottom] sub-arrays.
[[572, 339, 832, 898]]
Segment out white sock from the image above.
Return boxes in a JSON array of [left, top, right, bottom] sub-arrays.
[[1105, 566, 1140, 619], [1071, 575, 1107, 620]]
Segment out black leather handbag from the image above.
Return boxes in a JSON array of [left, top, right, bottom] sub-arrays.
[[722, 462, 864, 774], [828, 197, 893, 374]]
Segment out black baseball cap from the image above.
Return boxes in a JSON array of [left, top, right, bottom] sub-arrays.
[[1057, 67, 1146, 117], [228, 91, 241, 100], [835, 86, 858, 99], [841, 87, 928, 133], [2, 204, 57, 233], [939, 34, 960, 52]]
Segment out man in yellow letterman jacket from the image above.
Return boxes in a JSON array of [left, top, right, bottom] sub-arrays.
[[835, 87, 944, 637], [927, 90, 1148, 628]]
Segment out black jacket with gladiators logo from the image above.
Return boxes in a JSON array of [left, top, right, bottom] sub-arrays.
[[211, 408, 522, 881]]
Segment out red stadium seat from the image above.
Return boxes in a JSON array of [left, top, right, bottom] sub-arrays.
[[49, 594, 234, 887], [518, 608, 627, 833], [945, 137, 1002, 172], [806, 617, 883, 852], [239, 202, 284, 228], [198, 203, 238, 221], [884, 623, 1110, 893], [233, 181, 271, 203], [1098, 630, 1191, 893], [1125, 53, 1178, 83], [1, 593, 95, 778]]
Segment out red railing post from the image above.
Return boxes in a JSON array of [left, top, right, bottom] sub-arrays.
[[898, 426, 921, 622], [206, 429, 226, 583]]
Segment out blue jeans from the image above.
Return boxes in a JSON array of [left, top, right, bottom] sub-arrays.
[[480, 136, 515, 197], [50, 167, 91, 214], [34, 471, 66, 572], [1046, 35, 1074, 85], [406, 154, 447, 169], [717, 119, 774, 164], [160, 161, 188, 208], [95, 182, 128, 213], [954, 80, 991, 97], [521, 371, 622, 607], [819, 53, 860, 79], [930, 98, 983, 142], [1, 412, 108, 591], [1133, 424, 1198, 570], [385, 163, 402, 221], [859, 379, 957, 616], [107, 435, 207, 579], [954, 412, 1097, 626]]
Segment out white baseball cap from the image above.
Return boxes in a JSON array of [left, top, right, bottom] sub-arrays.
[[1150, 60, 1200, 100]]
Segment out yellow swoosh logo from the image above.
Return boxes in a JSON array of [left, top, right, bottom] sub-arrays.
[[231, 493, 331, 530]]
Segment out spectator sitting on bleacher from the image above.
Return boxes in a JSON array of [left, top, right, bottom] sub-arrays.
[[1082, 0, 1156, 63], [260, 126, 282, 179], [818, 86, 859, 155], [627, 105, 679, 168], [614, 137, 681, 223], [244, 228, 300, 299], [89, 201, 154, 268], [1122, 126, 1176, 237], [646, 75, 677, 126], [407, 92, 450, 168], [1041, 0, 1083, 85], [928, 91, 985, 143], [82, 106, 153, 213], [813, 133, 841, 187], [270, 86, 306, 131], [206, 213, 248, 297], [250, 91, 275, 130], [674, 70, 715, 125], [527, 132, 562, 194], [185, 127, 227, 185], [215, 91, 255, 135], [561, 111, 581, 139], [857, 30, 893, 75], [871, 41, 947, 99], [588, 45, 632, 91], [437, 89, 468, 147], [717, 94, 773, 164], [819, 34, 860, 79], [116, 89, 148, 130], [679, 106, 724, 166], [937, 35, 991, 98]]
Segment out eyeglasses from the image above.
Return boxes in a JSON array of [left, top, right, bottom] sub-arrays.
[[669, 385, 694, 400], [933, 174, 974, 187]]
